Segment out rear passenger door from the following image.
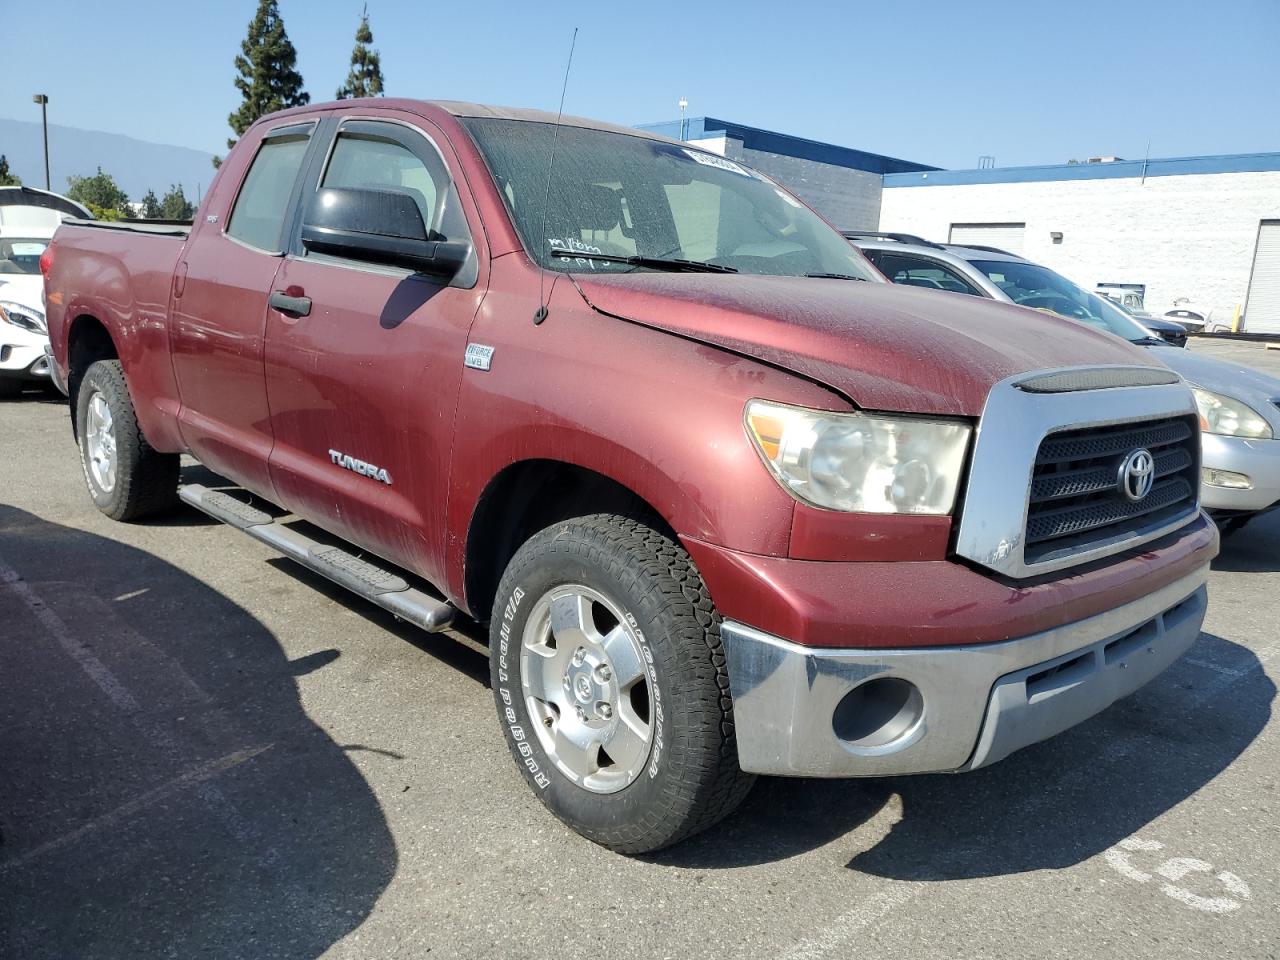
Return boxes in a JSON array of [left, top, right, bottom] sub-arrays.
[[170, 121, 317, 499], [262, 116, 486, 588]]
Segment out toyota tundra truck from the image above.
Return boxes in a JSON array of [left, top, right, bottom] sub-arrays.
[[42, 99, 1218, 853]]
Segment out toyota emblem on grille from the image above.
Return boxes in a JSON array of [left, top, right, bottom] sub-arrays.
[[1118, 448, 1155, 502]]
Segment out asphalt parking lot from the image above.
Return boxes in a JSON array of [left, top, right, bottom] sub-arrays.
[[1, 339, 1277, 960]]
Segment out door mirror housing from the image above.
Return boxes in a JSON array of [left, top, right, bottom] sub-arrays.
[[300, 187, 469, 279]]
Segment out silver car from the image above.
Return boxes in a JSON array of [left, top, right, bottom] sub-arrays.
[[848, 233, 1280, 523]]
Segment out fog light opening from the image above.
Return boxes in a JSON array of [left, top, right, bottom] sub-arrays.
[[832, 677, 924, 750], [1202, 467, 1252, 490]]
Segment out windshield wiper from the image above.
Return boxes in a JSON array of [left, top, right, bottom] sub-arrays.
[[549, 249, 738, 274], [1129, 336, 1170, 346], [805, 272, 868, 281]]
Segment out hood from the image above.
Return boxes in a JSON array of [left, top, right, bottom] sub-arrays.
[[570, 273, 1161, 416], [1146, 343, 1280, 427], [0, 275, 44, 312]]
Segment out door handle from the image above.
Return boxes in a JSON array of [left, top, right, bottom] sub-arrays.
[[269, 290, 312, 317]]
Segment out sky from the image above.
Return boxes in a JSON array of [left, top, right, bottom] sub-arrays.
[[2, 0, 1278, 170]]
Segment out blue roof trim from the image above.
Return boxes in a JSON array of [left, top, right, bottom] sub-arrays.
[[635, 116, 937, 175], [884, 152, 1280, 186]]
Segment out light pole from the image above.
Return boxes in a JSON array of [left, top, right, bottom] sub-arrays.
[[32, 94, 50, 190], [678, 97, 688, 141]]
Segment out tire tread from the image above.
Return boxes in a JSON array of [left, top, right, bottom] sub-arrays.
[[78, 359, 179, 521], [492, 513, 754, 854]]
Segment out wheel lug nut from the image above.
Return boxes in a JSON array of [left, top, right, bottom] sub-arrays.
[[572, 647, 586, 666], [597, 702, 612, 719], [575, 705, 587, 721], [595, 664, 611, 682]]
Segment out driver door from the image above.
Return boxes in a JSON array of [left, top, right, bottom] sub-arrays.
[[263, 117, 485, 586]]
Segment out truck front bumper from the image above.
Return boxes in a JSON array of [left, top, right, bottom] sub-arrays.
[[723, 565, 1208, 777]]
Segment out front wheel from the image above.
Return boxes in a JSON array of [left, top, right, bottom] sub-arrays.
[[490, 514, 754, 854], [75, 359, 179, 521]]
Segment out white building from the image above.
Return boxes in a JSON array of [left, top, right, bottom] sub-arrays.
[[879, 154, 1280, 333], [635, 116, 935, 231]]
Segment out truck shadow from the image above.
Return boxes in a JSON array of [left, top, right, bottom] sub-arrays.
[[651, 631, 1272, 877], [0, 384, 65, 405], [1211, 508, 1280, 573], [261, 555, 493, 688], [0, 505, 396, 959]]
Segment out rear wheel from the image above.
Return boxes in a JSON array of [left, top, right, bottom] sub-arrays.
[[490, 514, 754, 853], [75, 359, 179, 521]]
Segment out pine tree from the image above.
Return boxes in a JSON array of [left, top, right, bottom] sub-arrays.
[[0, 155, 20, 187], [66, 168, 131, 220], [335, 4, 385, 99], [159, 184, 196, 220], [140, 189, 163, 219], [225, 0, 309, 156]]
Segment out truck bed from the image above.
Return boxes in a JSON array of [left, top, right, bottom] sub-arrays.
[[63, 217, 191, 239], [45, 218, 192, 449]]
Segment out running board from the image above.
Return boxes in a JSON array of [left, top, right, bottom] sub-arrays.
[[178, 483, 454, 632]]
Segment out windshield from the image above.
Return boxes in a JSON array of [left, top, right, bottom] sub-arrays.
[[462, 118, 878, 280], [0, 237, 49, 276], [970, 259, 1152, 342]]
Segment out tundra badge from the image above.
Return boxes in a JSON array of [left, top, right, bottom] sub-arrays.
[[464, 343, 495, 371], [329, 449, 392, 485]]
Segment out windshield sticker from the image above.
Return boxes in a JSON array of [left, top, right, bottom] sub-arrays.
[[548, 236, 606, 269], [682, 149, 755, 178]]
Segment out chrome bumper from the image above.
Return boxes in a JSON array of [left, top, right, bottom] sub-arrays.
[[722, 565, 1208, 777]]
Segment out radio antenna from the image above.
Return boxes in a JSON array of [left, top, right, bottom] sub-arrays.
[[534, 26, 578, 325]]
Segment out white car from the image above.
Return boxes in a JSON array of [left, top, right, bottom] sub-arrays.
[[0, 187, 92, 397]]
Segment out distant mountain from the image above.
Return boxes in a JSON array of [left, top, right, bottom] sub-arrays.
[[0, 118, 217, 202]]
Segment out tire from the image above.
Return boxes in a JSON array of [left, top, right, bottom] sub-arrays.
[[75, 359, 179, 521], [490, 514, 754, 853]]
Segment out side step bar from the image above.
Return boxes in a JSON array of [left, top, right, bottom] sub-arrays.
[[178, 483, 454, 632]]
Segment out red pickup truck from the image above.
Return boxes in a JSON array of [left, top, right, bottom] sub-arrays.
[[43, 99, 1217, 853]]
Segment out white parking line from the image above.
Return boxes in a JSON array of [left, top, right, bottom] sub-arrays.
[[779, 887, 919, 960], [1, 561, 139, 711], [0, 553, 280, 868], [0, 744, 273, 875]]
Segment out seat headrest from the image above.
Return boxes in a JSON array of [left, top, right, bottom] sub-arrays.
[[574, 184, 622, 233]]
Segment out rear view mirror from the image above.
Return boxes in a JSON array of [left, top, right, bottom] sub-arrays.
[[300, 187, 469, 279]]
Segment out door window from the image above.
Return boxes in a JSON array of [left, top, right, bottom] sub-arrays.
[[226, 132, 311, 252], [320, 129, 467, 241], [867, 251, 983, 296]]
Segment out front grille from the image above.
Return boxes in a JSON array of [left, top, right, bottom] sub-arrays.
[[1024, 415, 1199, 564]]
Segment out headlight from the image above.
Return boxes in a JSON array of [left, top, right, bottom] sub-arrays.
[[744, 400, 971, 514], [0, 300, 47, 335], [1191, 387, 1272, 439]]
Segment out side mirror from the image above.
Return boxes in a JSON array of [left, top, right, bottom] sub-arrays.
[[300, 187, 469, 279]]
